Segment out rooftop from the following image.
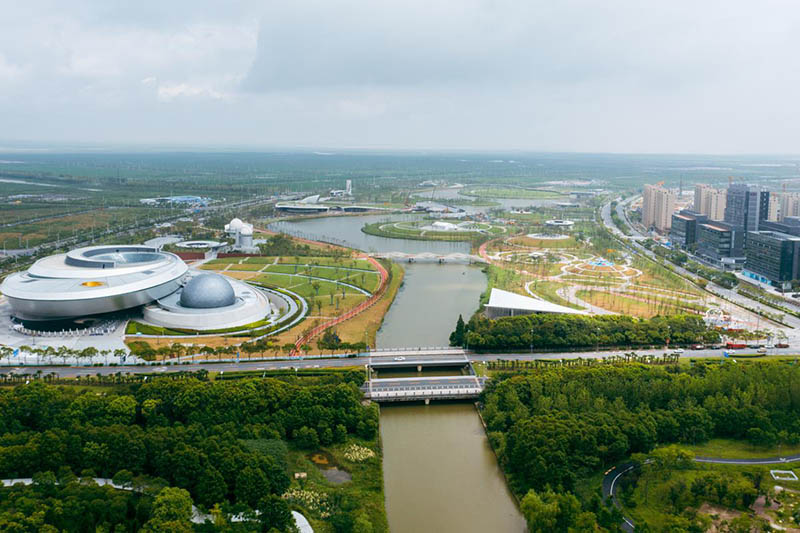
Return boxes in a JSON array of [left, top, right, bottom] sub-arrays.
[[485, 288, 586, 315]]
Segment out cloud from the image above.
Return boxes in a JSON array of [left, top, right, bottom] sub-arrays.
[[1, 0, 800, 152], [157, 83, 228, 102]]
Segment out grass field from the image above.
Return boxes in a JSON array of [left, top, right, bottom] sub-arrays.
[[670, 438, 800, 459], [576, 290, 702, 317], [505, 235, 579, 249], [0, 207, 160, 248]]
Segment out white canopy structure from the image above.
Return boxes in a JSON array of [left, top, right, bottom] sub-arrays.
[[485, 288, 586, 318]]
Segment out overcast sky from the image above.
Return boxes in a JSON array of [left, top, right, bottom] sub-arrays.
[[2, 0, 800, 153]]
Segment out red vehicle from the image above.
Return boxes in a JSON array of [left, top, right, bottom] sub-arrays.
[[726, 342, 747, 350], [776, 343, 790, 349]]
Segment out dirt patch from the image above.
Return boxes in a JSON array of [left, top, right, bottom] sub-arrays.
[[310, 451, 332, 466], [308, 450, 352, 484], [698, 502, 744, 532], [320, 467, 352, 485]]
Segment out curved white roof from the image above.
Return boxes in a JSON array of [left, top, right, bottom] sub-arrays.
[[1, 245, 188, 305], [486, 288, 585, 315]]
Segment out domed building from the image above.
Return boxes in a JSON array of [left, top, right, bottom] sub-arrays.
[[1, 244, 297, 335], [143, 272, 271, 331], [224, 217, 256, 252], [180, 274, 236, 308]]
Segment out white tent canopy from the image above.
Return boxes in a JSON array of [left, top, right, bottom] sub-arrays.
[[485, 288, 586, 317]]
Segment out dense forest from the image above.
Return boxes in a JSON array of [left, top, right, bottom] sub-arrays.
[[0, 372, 379, 532], [482, 363, 800, 531], [451, 313, 720, 350]]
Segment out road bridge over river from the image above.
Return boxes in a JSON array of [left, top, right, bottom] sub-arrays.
[[364, 351, 481, 403], [362, 375, 485, 403], [369, 353, 470, 371]]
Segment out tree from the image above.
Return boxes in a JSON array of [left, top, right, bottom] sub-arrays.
[[294, 426, 319, 449], [449, 315, 466, 346], [521, 490, 559, 532], [142, 487, 194, 533], [257, 495, 295, 532], [236, 466, 269, 508]]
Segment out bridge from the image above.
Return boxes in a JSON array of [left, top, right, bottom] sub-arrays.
[[368, 353, 470, 371], [362, 376, 485, 403], [366, 346, 468, 356], [369, 252, 487, 264]]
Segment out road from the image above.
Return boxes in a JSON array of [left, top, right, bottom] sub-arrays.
[[5, 347, 798, 378], [603, 453, 800, 531]]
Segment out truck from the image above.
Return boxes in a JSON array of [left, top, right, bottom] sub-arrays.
[[725, 342, 747, 350]]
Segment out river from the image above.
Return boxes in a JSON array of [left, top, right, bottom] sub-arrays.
[[269, 215, 525, 532], [380, 403, 527, 533]]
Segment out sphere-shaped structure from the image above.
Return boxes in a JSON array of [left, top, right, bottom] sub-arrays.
[[179, 274, 236, 309]]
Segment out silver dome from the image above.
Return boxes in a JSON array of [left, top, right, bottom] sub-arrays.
[[179, 274, 236, 309]]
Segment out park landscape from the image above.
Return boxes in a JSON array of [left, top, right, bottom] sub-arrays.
[[2, 156, 800, 532]]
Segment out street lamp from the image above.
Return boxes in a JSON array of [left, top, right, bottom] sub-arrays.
[[530, 325, 534, 354]]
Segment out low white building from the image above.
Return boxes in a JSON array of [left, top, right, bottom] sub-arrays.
[[484, 288, 586, 318]]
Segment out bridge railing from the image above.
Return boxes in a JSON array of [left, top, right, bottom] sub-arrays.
[[368, 388, 482, 399], [367, 346, 462, 353]]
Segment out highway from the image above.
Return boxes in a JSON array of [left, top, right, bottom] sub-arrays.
[[4, 346, 797, 378]]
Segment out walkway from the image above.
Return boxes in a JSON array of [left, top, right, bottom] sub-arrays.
[[291, 256, 389, 355], [362, 375, 484, 402], [603, 453, 800, 531]]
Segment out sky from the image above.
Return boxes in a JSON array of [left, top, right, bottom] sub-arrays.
[[1, 0, 800, 153]]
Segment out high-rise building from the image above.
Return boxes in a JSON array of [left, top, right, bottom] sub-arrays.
[[696, 221, 745, 268], [768, 192, 782, 221], [693, 184, 727, 221], [724, 183, 769, 234], [744, 231, 800, 290], [670, 210, 707, 250], [642, 184, 676, 233], [776, 192, 800, 221]]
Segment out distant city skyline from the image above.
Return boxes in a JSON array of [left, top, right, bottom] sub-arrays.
[[3, 1, 800, 153]]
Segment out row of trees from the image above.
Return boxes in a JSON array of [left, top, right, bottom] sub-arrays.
[[0, 345, 126, 365], [452, 312, 720, 350], [481, 363, 800, 530]]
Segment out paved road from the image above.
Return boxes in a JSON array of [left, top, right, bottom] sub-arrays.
[[603, 453, 800, 531], [5, 347, 798, 378]]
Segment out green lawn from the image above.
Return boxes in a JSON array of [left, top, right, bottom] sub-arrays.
[[670, 438, 800, 459]]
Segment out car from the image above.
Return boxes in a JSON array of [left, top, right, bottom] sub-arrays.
[[777, 343, 790, 349], [672, 348, 684, 354], [691, 344, 704, 350], [757, 348, 768, 354], [393, 356, 406, 361]]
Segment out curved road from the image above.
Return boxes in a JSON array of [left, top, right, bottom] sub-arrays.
[[603, 453, 800, 531]]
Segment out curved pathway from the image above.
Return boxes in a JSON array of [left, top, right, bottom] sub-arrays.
[[603, 453, 800, 531], [291, 256, 389, 355]]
